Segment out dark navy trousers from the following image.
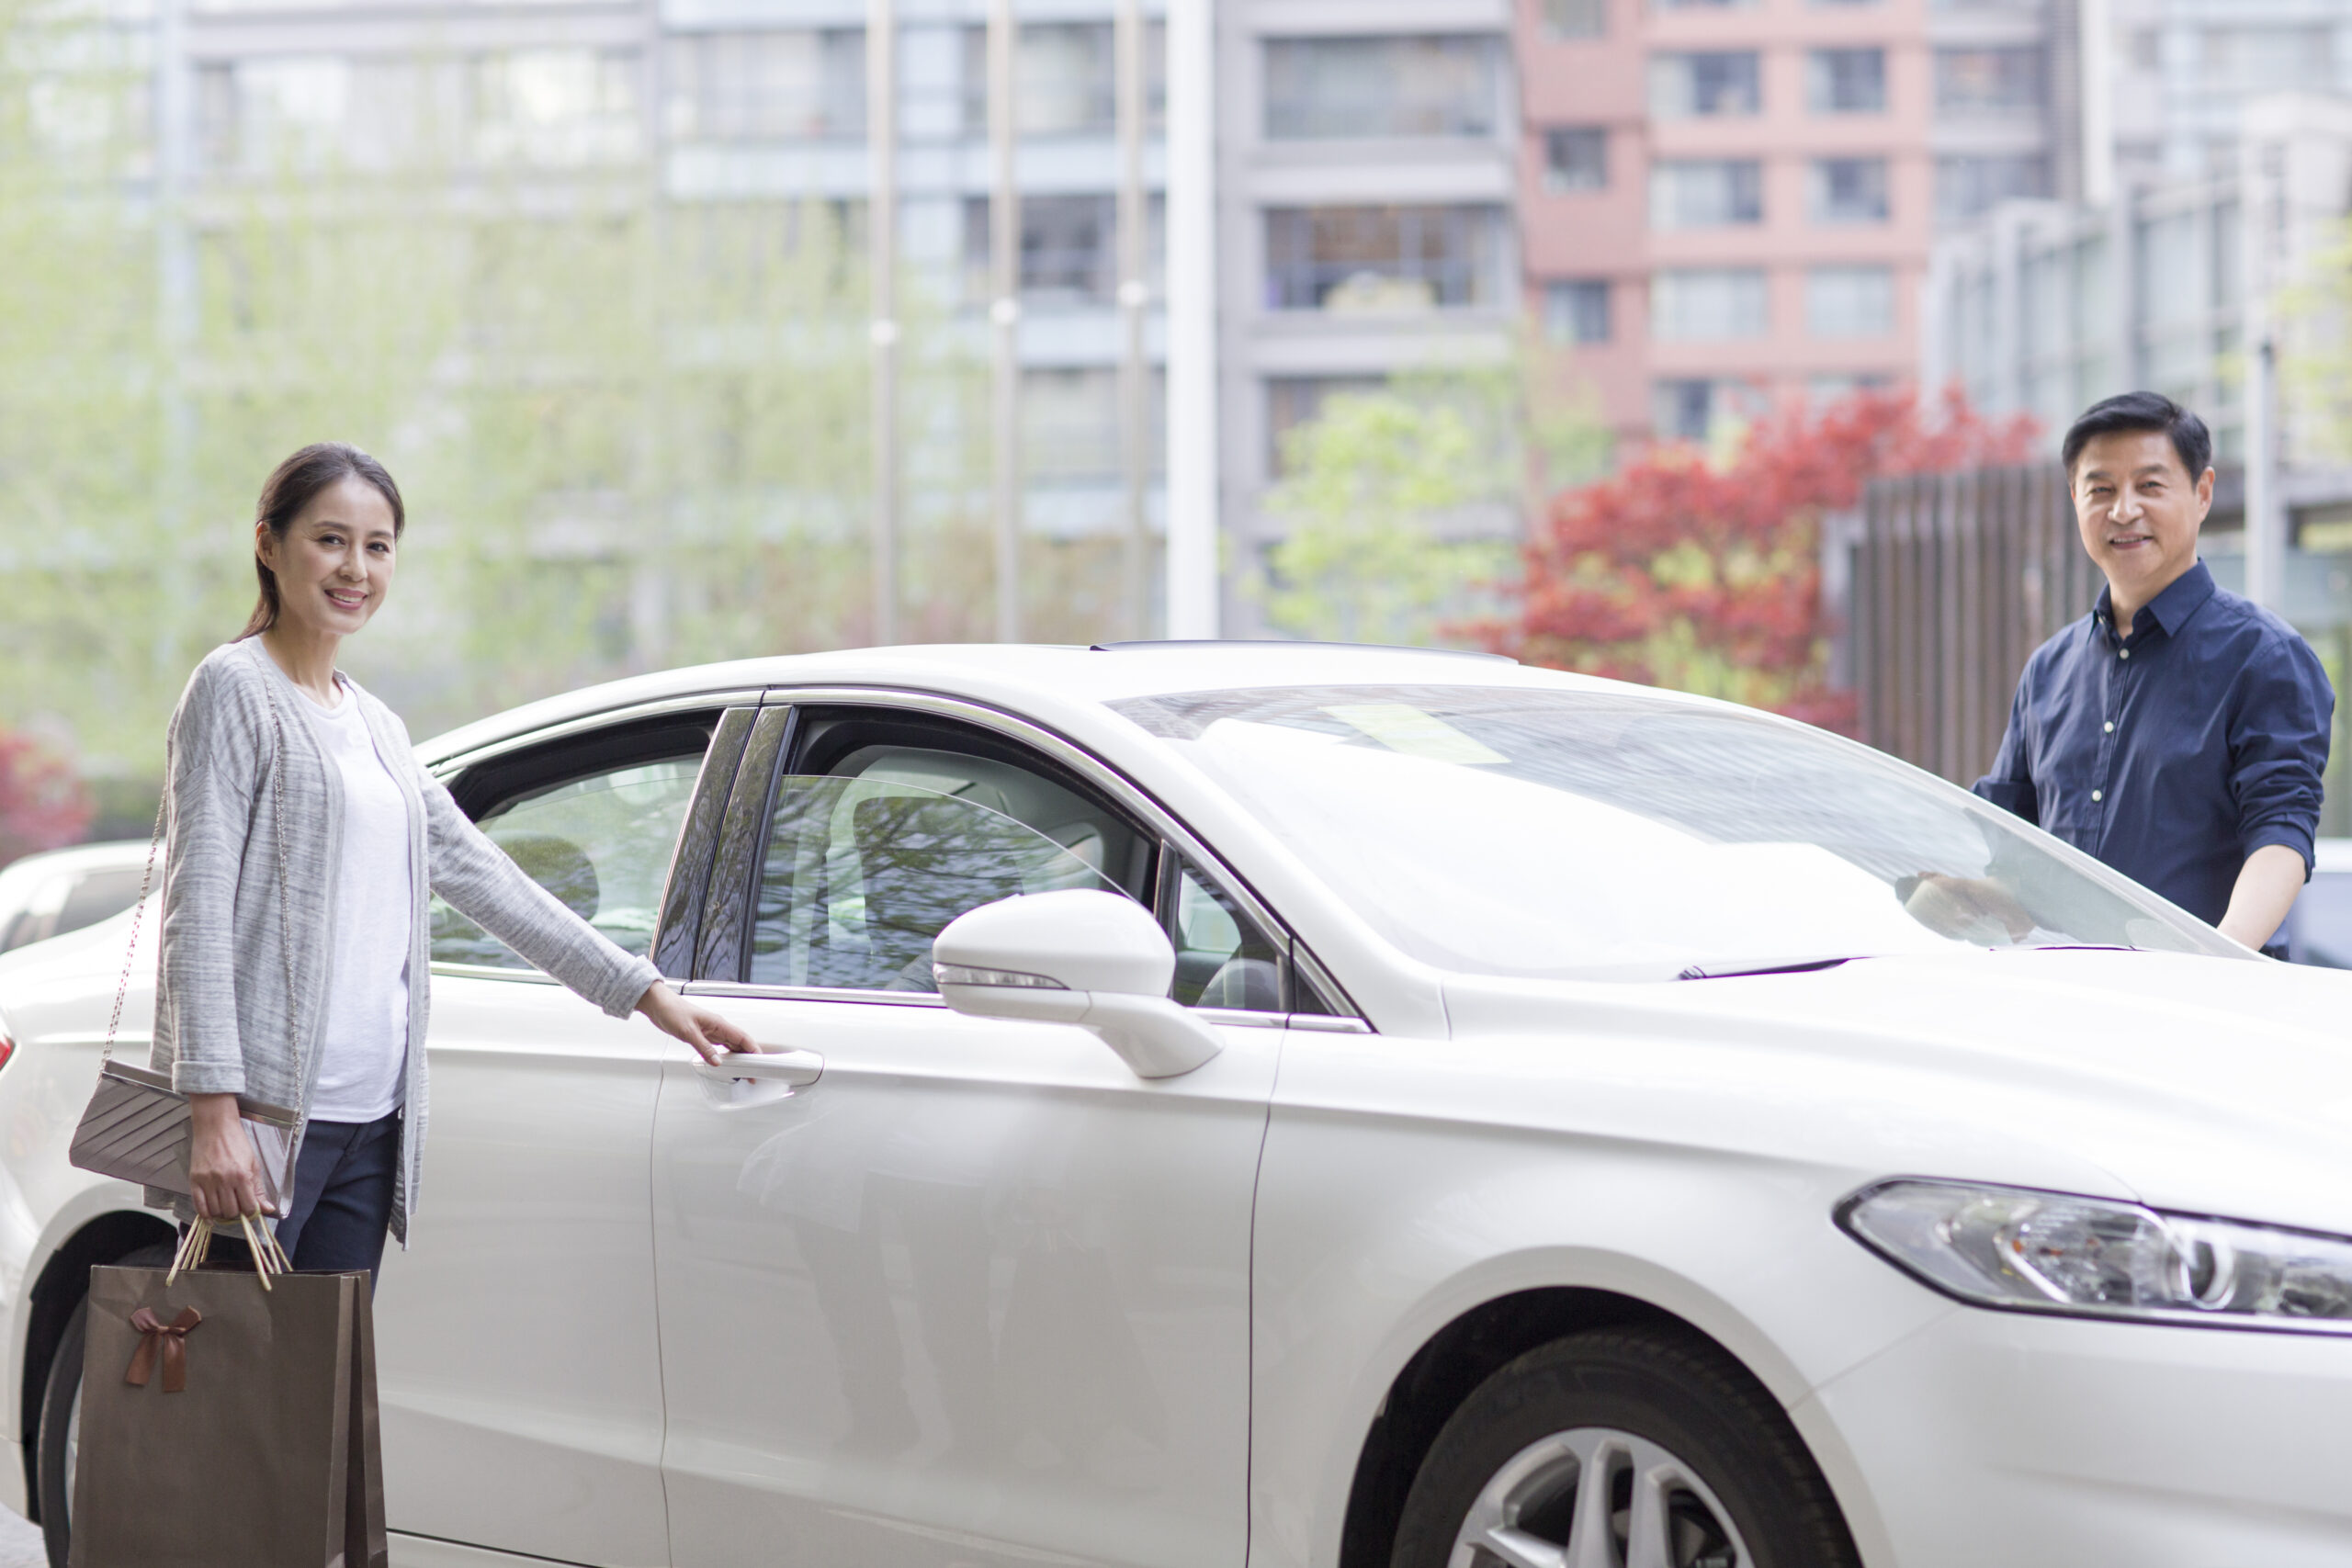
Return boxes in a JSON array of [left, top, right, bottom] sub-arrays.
[[196, 1110, 400, 1290]]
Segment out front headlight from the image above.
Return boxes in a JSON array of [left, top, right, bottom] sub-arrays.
[[1838, 1179, 2352, 1335]]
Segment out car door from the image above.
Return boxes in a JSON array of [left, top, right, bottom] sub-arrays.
[[372, 703, 753, 1567], [650, 695, 1285, 1568]]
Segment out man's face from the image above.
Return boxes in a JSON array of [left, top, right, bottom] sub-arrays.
[[2071, 429, 2212, 611]]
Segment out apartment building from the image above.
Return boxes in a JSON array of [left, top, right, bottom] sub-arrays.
[[1213, 3, 1521, 630], [1517, 0, 2069, 448]]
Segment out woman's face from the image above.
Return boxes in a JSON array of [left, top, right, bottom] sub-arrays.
[[257, 476, 399, 641]]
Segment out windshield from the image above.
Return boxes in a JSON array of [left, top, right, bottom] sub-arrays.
[[1111, 683, 2240, 982]]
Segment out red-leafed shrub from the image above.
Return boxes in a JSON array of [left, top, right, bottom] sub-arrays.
[[1480, 386, 2040, 730], [0, 728, 94, 868]]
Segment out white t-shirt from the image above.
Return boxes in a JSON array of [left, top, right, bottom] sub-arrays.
[[304, 682, 413, 1122]]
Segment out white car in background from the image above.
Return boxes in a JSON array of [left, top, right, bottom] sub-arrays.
[[0, 843, 150, 958], [0, 642, 2348, 1568], [2283, 838, 2352, 968]]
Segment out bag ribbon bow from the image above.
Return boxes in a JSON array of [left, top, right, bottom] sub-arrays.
[[125, 1306, 203, 1393]]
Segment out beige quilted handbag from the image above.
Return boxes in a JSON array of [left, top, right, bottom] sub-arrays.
[[69, 674, 301, 1212]]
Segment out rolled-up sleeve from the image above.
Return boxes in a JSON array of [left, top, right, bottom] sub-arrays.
[[2230, 631, 2334, 876], [1973, 670, 2041, 826]]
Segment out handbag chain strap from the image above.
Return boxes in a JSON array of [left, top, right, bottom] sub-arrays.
[[100, 650, 302, 1076]]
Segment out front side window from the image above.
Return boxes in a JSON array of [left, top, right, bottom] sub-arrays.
[[1110, 684, 2238, 982], [748, 778, 1120, 991], [431, 756, 704, 969], [1167, 860, 1283, 1010]]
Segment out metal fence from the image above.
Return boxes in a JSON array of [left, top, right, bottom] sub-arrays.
[[1851, 466, 2098, 787]]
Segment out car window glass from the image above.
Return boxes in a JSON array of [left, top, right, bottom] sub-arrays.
[[748, 775, 1122, 992], [816, 742, 1155, 900], [1169, 861, 1283, 1011], [431, 757, 703, 970]]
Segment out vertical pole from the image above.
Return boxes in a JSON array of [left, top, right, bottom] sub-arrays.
[[867, 0, 900, 644], [1114, 0, 1149, 637], [2243, 141, 2283, 611], [989, 0, 1022, 642], [154, 0, 195, 687], [1163, 0, 1218, 637]]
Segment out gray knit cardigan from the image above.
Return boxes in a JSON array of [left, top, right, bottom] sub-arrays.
[[151, 639, 662, 1243]]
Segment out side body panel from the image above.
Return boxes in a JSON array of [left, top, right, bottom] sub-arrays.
[[372, 973, 673, 1568], [652, 990, 1276, 1567]]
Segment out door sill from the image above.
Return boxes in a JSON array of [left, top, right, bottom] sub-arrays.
[[389, 1530, 646, 1568]]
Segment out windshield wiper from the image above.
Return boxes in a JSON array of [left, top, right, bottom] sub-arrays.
[[1676, 955, 1860, 981]]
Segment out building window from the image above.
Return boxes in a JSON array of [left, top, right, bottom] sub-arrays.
[[1266, 376, 1385, 473], [1810, 156, 1890, 223], [1544, 279, 1611, 344], [1024, 368, 1121, 484], [1649, 51, 1760, 118], [1544, 127, 1607, 190], [666, 29, 865, 140], [1651, 378, 1762, 441], [1263, 35, 1500, 140], [1544, 0, 1607, 39], [1935, 46, 2044, 112], [1654, 0, 1754, 8], [1935, 152, 2050, 222], [471, 50, 640, 165], [1808, 48, 1886, 113], [1651, 267, 1770, 339], [964, 195, 1119, 305], [1807, 264, 1895, 338], [1651, 159, 1762, 228], [1263, 205, 1501, 311], [961, 23, 1166, 137]]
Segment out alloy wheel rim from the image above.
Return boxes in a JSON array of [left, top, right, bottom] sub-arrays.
[[1447, 1426, 1754, 1568]]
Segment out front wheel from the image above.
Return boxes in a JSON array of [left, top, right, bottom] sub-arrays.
[[38, 1243, 174, 1568], [1390, 1327, 1860, 1568]]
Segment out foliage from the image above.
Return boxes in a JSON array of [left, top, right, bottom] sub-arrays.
[[0, 9, 1057, 805], [1483, 387, 2041, 728], [2278, 220, 2352, 464], [0, 727, 93, 866], [1258, 345, 1607, 647]]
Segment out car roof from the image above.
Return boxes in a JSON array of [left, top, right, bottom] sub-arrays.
[[413, 642, 1660, 765]]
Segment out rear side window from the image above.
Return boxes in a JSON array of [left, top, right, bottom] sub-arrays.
[[55, 867, 145, 939], [432, 723, 713, 970]]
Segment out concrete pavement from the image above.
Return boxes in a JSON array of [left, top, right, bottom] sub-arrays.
[[0, 1506, 41, 1567]]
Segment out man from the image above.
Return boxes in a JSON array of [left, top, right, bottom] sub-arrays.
[[1974, 391, 2334, 955]]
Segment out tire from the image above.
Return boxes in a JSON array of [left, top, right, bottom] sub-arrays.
[[1389, 1327, 1860, 1568], [38, 1244, 174, 1568]]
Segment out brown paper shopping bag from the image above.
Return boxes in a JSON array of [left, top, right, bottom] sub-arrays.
[[68, 1249, 387, 1568]]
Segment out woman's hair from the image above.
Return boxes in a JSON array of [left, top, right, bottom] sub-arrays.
[[239, 442, 406, 639]]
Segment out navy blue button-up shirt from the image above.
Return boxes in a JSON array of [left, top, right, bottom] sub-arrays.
[[1973, 560, 2334, 927]]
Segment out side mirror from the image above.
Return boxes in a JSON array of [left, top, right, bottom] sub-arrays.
[[933, 890, 1226, 1079]]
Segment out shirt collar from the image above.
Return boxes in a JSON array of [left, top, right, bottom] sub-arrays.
[[2093, 559, 2215, 640]]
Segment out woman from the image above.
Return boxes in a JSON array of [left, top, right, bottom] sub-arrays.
[[155, 442, 753, 1279]]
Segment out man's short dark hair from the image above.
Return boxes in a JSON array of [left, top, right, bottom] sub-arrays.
[[2061, 391, 2212, 480]]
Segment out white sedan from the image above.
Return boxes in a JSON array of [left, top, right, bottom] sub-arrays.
[[1, 642, 2348, 1568]]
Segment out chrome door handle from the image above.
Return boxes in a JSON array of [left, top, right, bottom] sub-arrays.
[[697, 1046, 824, 1088]]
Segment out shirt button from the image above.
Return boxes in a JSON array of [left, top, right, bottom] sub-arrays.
[[2104, 721, 2114, 733], [2120, 648, 2131, 660], [2092, 789, 2104, 802]]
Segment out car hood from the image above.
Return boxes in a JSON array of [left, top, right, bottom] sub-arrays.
[[1441, 947, 2352, 1236]]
